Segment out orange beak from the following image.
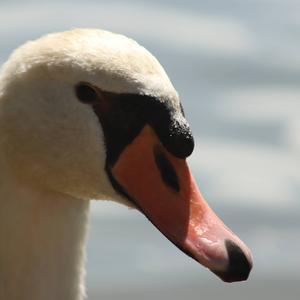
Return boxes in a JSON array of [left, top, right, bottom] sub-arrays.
[[111, 125, 253, 282]]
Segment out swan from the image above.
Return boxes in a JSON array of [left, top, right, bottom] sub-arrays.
[[0, 29, 252, 300]]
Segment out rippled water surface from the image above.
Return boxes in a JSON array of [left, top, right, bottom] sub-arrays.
[[1, 1, 299, 299]]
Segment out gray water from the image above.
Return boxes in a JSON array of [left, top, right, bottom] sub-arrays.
[[1, 0, 299, 299]]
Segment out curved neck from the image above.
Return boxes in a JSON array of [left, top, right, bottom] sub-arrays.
[[0, 165, 90, 300]]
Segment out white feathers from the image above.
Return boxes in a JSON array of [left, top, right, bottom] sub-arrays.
[[0, 28, 180, 300], [0, 29, 179, 102]]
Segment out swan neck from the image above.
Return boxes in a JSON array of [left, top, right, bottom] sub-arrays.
[[0, 167, 90, 300]]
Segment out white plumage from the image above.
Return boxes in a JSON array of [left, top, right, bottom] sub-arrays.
[[0, 28, 252, 300], [0, 29, 180, 300]]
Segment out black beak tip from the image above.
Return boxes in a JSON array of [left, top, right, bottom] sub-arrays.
[[212, 240, 253, 283]]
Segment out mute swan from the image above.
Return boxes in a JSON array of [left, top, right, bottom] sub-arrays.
[[0, 29, 252, 300]]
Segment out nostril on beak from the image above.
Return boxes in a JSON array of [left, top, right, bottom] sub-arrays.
[[213, 239, 252, 283]]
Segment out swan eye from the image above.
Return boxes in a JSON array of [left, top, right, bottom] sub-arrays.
[[75, 83, 99, 104]]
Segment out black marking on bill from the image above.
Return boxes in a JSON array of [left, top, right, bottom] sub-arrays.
[[90, 90, 194, 166], [154, 146, 180, 192]]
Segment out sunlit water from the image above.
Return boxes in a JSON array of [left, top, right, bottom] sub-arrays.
[[1, 1, 299, 299]]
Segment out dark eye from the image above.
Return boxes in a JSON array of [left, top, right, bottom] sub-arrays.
[[75, 83, 99, 104]]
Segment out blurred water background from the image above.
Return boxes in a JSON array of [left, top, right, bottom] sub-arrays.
[[1, 0, 299, 299]]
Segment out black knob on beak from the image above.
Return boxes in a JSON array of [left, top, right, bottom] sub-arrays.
[[150, 110, 194, 159], [164, 118, 194, 159]]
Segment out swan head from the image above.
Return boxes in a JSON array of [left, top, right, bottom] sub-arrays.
[[0, 29, 252, 282]]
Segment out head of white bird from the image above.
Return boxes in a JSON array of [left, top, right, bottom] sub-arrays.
[[0, 29, 252, 282]]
